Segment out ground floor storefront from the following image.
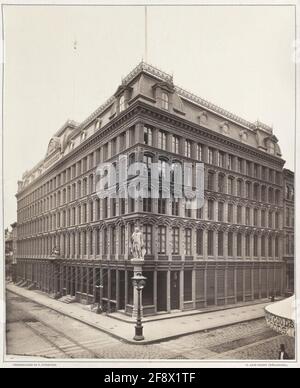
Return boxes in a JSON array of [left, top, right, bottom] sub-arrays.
[[16, 258, 285, 316]]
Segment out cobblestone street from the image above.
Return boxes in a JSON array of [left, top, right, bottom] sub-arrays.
[[6, 292, 295, 360]]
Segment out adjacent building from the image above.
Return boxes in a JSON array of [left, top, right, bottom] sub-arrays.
[[5, 222, 17, 281], [283, 169, 294, 295], [15, 62, 292, 316]]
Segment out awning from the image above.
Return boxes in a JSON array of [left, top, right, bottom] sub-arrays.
[[265, 295, 295, 337]]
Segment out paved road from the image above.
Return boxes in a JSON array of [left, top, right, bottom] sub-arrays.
[[6, 292, 295, 360]]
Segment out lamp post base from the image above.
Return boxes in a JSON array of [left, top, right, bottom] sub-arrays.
[[133, 335, 145, 341], [133, 325, 144, 341]]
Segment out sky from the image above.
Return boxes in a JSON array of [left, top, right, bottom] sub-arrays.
[[2, 4, 295, 228]]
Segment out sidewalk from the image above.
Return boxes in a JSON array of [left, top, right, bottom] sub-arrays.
[[6, 283, 269, 345]]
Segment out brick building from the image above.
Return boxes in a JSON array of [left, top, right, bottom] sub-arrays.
[[15, 62, 292, 316]]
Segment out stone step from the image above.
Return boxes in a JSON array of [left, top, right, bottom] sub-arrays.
[[59, 295, 76, 304]]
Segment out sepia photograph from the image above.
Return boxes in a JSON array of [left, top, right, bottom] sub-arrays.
[[0, 0, 298, 370]]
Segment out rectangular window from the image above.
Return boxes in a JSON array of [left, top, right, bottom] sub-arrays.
[[172, 197, 179, 216], [208, 230, 214, 256], [246, 161, 251, 176], [161, 92, 169, 110], [254, 235, 258, 257], [218, 232, 224, 256], [237, 158, 243, 173], [245, 235, 250, 256], [143, 225, 152, 255], [144, 125, 153, 146], [261, 210, 266, 227], [103, 229, 108, 254], [228, 232, 233, 256], [237, 205, 242, 224], [158, 226, 166, 254], [111, 138, 117, 156], [111, 227, 116, 255], [237, 233, 242, 257], [196, 229, 203, 255], [185, 140, 192, 158], [207, 172, 215, 191], [218, 151, 225, 168], [254, 208, 258, 226], [228, 203, 233, 223], [185, 229, 192, 256], [208, 200, 214, 220], [237, 180, 242, 196], [197, 144, 202, 161], [208, 148, 214, 164], [184, 271, 192, 301], [261, 236, 266, 257], [228, 178, 234, 195], [120, 226, 125, 255], [143, 197, 152, 212], [218, 202, 224, 222], [172, 136, 179, 153], [120, 198, 126, 215], [246, 207, 250, 225], [158, 197, 166, 214], [172, 227, 179, 254], [158, 131, 167, 150], [228, 155, 233, 170]]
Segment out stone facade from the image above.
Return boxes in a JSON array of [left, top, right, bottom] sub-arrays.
[[283, 169, 294, 295], [15, 62, 290, 316]]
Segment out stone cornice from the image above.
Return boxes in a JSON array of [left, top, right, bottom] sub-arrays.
[[17, 101, 285, 199], [137, 103, 285, 168]]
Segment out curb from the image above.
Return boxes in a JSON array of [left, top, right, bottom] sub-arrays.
[[7, 286, 265, 346]]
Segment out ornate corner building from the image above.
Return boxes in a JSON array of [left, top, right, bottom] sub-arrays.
[[15, 62, 295, 316]]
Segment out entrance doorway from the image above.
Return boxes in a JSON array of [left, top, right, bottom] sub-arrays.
[[170, 271, 180, 310], [119, 271, 125, 310], [157, 271, 167, 312]]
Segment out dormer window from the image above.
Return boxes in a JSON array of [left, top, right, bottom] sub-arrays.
[[269, 141, 275, 155], [81, 131, 87, 142], [95, 118, 102, 131], [161, 92, 169, 110], [119, 95, 125, 112]]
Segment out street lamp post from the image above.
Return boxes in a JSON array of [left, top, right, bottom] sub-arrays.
[[132, 272, 147, 341]]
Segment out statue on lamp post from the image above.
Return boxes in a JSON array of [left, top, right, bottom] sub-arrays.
[[131, 227, 146, 261], [130, 227, 147, 340]]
